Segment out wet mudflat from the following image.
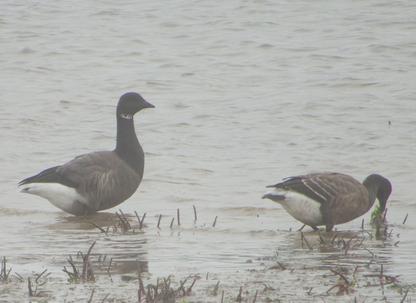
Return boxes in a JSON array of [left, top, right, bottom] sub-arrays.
[[1, 206, 414, 302]]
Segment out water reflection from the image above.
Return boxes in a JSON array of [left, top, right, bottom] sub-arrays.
[[45, 212, 150, 282]]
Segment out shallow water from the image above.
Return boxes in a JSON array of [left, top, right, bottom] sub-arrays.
[[1, 0, 416, 301]]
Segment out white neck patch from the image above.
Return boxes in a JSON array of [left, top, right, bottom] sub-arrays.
[[120, 113, 133, 120]]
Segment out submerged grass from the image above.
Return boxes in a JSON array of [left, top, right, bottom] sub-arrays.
[[0, 257, 11, 282], [1, 207, 414, 302], [62, 241, 96, 283], [28, 269, 51, 298]]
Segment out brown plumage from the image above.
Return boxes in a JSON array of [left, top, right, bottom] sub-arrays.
[[262, 172, 392, 232]]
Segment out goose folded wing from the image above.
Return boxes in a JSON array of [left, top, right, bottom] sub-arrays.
[[273, 173, 360, 205], [57, 152, 114, 184], [19, 166, 79, 188], [272, 174, 332, 204], [300, 173, 347, 203], [58, 151, 141, 211], [57, 152, 116, 209]]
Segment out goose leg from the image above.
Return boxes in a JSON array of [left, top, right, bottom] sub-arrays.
[[325, 224, 334, 232]]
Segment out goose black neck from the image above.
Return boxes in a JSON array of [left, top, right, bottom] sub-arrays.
[[114, 115, 144, 175], [364, 182, 378, 211]]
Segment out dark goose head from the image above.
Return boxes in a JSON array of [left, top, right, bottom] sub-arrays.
[[116, 92, 155, 119], [362, 174, 392, 213]]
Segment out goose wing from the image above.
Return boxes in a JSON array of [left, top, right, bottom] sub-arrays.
[[59, 151, 141, 211], [267, 173, 344, 204], [292, 173, 368, 224]]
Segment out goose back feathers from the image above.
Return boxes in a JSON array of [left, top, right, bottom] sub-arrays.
[[19, 92, 154, 216]]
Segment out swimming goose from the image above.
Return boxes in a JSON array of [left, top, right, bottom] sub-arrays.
[[262, 173, 392, 232], [19, 92, 154, 216]]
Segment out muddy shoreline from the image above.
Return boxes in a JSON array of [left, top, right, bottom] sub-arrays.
[[1, 209, 414, 303]]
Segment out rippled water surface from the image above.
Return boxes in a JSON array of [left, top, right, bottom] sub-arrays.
[[1, 0, 416, 301]]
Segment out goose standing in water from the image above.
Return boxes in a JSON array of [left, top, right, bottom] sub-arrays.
[[19, 92, 154, 216], [262, 172, 392, 232]]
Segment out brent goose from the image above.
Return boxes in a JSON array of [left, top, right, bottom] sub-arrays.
[[262, 173, 392, 232], [19, 92, 154, 216]]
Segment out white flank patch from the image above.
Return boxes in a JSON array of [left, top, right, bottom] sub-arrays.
[[20, 183, 87, 213], [268, 188, 323, 227]]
